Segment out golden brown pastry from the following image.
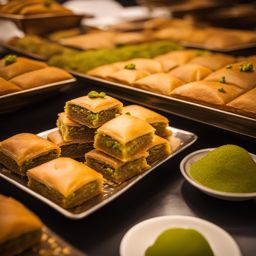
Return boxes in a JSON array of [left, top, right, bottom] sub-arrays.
[[114, 32, 150, 45], [10, 67, 73, 89], [171, 81, 244, 106], [0, 77, 21, 96], [133, 73, 183, 95]]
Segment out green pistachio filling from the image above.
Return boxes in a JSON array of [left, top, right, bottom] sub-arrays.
[[147, 144, 168, 165], [4, 55, 17, 65], [151, 122, 168, 137]]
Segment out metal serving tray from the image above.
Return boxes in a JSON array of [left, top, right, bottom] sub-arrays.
[[71, 73, 256, 138], [0, 78, 76, 113], [0, 127, 197, 219]]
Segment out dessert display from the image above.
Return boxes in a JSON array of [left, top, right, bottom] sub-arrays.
[[27, 157, 103, 209], [0, 195, 43, 256], [145, 228, 214, 256], [189, 145, 256, 193], [0, 133, 60, 176]]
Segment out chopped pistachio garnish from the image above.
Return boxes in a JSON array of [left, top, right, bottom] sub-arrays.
[[124, 63, 136, 70], [125, 112, 131, 115], [219, 76, 226, 83], [218, 88, 226, 93], [4, 55, 17, 65], [88, 91, 106, 98], [239, 63, 254, 72], [226, 64, 232, 69], [44, 0, 53, 7]]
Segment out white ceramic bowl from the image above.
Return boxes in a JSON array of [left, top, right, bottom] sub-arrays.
[[180, 148, 256, 201], [120, 215, 241, 256]]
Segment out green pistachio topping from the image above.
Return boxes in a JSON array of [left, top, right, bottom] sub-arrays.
[[87, 91, 106, 98], [218, 87, 226, 93], [125, 112, 131, 115], [124, 63, 136, 70], [44, 0, 53, 7], [226, 64, 232, 69], [239, 63, 254, 72], [4, 55, 17, 65], [219, 76, 226, 83]]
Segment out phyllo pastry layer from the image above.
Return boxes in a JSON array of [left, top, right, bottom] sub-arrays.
[[86, 149, 149, 184], [10, 67, 73, 89], [227, 87, 256, 116], [146, 135, 171, 165], [205, 61, 256, 90], [94, 114, 155, 161], [0, 56, 47, 80], [169, 64, 212, 83], [122, 105, 170, 137], [133, 73, 183, 96], [189, 54, 236, 71], [0, 77, 21, 96], [171, 81, 244, 106], [65, 92, 123, 128], [0, 133, 60, 176], [27, 158, 103, 209], [57, 112, 95, 142], [0, 195, 43, 256], [47, 130, 94, 159]]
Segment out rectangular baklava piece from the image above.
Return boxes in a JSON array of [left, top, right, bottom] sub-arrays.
[[47, 130, 94, 159], [146, 135, 171, 165], [94, 114, 155, 161], [86, 149, 149, 184], [122, 105, 170, 137], [57, 112, 96, 142], [0, 133, 60, 176], [0, 195, 43, 256], [65, 91, 123, 128], [27, 158, 103, 209]]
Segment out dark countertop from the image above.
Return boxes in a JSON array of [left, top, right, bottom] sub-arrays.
[[0, 81, 255, 256]]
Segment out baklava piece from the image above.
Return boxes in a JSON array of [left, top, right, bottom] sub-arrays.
[[10, 67, 73, 90], [133, 73, 183, 96], [0, 55, 47, 80], [57, 112, 95, 142], [227, 87, 256, 117], [86, 149, 149, 184], [0, 195, 43, 256], [0, 133, 60, 176], [47, 130, 94, 159], [94, 114, 155, 161], [0, 77, 21, 96], [189, 54, 236, 71], [65, 92, 123, 128], [122, 105, 170, 137], [171, 81, 243, 106], [205, 61, 256, 90], [27, 158, 103, 209], [146, 135, 171, 165], [169, 64, 212, 83]]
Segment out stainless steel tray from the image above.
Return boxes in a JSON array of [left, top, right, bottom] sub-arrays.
[[0, 78, 76, 113], [71, 73, 256, 138], [0, 127, 197, 219]]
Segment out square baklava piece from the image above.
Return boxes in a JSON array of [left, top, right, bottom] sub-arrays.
[[0, 133, 60, 176], [0, 195, 43, 256], [27, 158, 103, 209], [47, 130, 94, 159], [94, 114, 155, 161], [86, 149, 149, 184], [57, 112, 96, 142], [65, 91, 123, 128], [146, 135, 171, 165], [122, 105, 170, 137]]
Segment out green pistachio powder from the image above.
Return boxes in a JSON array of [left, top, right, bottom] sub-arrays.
[[189, 145, 256, 193], [145, 228, 214, 256]]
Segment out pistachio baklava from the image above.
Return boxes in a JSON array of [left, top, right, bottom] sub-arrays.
[[146, 135, 171, 165], [86, 149, 149, 184], [0, 133, 60, 176], [27, 158, 103, 209], [57, 112, 95, 142], [47, 130, 94, 159], [0, 195, 43, 256], [94, 114, 155, 161], [122, 105, 170, 137], [65, 91, 123, 128]]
